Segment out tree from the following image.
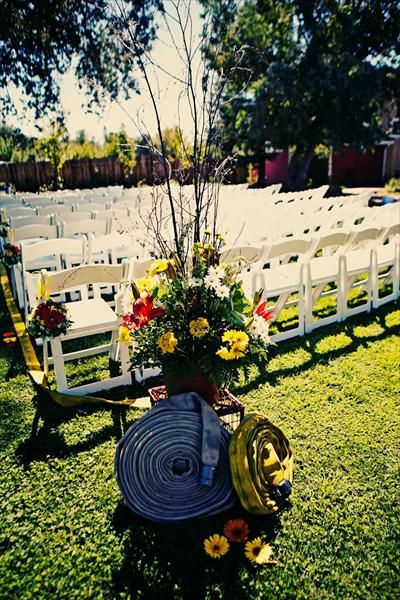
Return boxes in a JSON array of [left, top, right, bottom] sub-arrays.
[[0, 0, 162, 119], [0, 125, 36, 161], [35, 125, 68, 189], [202, 0, 400, 189], [109, 0, 244, 264]]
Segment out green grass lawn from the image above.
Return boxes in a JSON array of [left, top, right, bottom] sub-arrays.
[[0, 287, 399, 599]]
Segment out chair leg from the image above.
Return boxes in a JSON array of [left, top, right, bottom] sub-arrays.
[[50, 337, 68, 392]]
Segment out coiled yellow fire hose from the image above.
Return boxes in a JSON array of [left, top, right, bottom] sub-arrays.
[[229, 413, 293, 515]]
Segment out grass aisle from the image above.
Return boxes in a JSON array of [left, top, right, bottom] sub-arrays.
[[0, 289, 399, 599]]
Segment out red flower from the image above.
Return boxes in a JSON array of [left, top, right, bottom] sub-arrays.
[[255, 300, 273, 322], [125, 293, 165, 330], [223, 519, 249, 543]]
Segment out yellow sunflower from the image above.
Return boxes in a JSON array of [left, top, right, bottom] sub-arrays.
[[203, 534, 230, 559], [244, 538, 274, 564]]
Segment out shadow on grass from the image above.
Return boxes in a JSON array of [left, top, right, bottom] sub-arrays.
[[111, 502, 285, 600], [15, 392, 135, 466], [234, 302, 400, 395]]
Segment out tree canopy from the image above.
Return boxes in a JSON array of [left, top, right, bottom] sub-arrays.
[[0, 0, 163, 119], [202, 0, 400, 188]]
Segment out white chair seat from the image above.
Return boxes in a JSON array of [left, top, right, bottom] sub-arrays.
[[375, 242, 396, 266], [309, 255, 340, 283], [66, 298, 118, 336], [345, 248, 371, 273]]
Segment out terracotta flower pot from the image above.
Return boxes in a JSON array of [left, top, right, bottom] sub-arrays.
[[163, 364, 219, 407]]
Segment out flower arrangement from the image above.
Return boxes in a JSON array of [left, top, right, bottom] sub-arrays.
[[1, 242, 21, 266], [27, 299, 72, 338], [120, 233, 272, 394]]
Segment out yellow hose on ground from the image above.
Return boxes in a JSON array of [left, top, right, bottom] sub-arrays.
[[229, 413, 293, 515]]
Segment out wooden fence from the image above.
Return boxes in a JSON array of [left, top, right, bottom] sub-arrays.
[[0, 155, 247, 192]]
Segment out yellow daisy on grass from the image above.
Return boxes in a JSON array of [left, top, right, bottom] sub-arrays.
[[189, 317, 209, 338], [204, 534, 230, 559], [157, 331, 178, 353], [244, 538, 274, 564]]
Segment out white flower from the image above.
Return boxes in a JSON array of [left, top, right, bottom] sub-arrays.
[[204, 267, 229, 298], [214, 284, 230, 299], [188, 276, 203, 287], [248, 314, 270, 344]]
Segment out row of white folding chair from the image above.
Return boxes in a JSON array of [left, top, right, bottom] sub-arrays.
[[224, 224, 398, 341]]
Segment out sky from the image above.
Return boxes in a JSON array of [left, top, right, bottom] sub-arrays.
[[8, 1, 204, 143]]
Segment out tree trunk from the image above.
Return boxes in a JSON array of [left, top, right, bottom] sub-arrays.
[[256, 149, 266, 187], [288, 146, 315, 190]]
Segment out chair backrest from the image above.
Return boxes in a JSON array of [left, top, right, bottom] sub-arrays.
[[263, 237, 314, 265], [88, 232, 133, 256], [39, 204, 75, 216], [24, 198, 55, 209], [12, 223, 58, 242], [310, 231, 351, 257], [219, 245, 265, 269], [380, 222, 400, 245], [54, 211, 93, 224], [9, 215, 52, 228], [76, 202, 109, 212], [61, 218, 109, 238], [128, 258, 154, 280], [348, 226, 383, 249], [41, 262, 129, 297], [4, 206, 37, 219], [21, 236, 87, 265]]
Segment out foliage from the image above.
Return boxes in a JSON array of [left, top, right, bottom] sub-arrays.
[[103, 129, 135, 175], [0, 125, 36, 162], [0, 0, 162, 118], [0, 283, 399, 597], [202, 0, 400, 189], [27, 299, 72, 339], [34, 125, 67, 189], [385, 177, 400, 193], [121, 236, 271, 389]]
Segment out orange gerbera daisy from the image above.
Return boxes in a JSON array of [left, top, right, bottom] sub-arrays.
[[223, 519, 249, 543]]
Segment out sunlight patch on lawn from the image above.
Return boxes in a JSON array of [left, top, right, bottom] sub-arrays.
[[352, 322, 384, 338], [314, 332, 352, 354]]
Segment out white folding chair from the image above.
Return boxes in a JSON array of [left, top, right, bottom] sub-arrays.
[[340, 226, 383, 321], [371, 223, 400, 308], [304, 230, 351, 332], [36, 263, 132, 394]]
